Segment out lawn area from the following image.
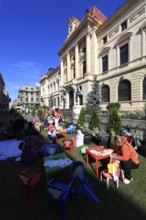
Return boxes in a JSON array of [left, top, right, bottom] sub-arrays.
[[0, 130, 146, 220]]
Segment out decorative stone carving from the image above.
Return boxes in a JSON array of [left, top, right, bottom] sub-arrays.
[[108, 27, 119, 39], [129, 7, 145, 23]]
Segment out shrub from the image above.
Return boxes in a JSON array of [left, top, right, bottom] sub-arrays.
[[89, 108, 100, 130], [107, 102, 122, 135], [77, 107, 86, 127]]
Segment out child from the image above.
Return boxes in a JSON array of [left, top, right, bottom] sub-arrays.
[[48, 121, 56, 143]]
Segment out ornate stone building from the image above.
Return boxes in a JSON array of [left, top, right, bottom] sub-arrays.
[[98, 0, 146, 112], [0, 73, 10, 110], [58, 6, 106, 115], [40, 66, 61, 108], [18, 84, 40, 111], [57, 0, 146, 113]]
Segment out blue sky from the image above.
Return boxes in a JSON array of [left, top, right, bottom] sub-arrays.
[[0, 0, 126, 101]]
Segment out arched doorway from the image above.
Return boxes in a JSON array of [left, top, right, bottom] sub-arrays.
[[69, 90, 74, 109]]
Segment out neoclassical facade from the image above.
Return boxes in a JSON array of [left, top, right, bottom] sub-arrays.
[[40, 66, 61, 108], [97, 0, 146, 112], [57, 0, 146, 113], [18, 84, 40, 111], [58, 6, 106, 115]]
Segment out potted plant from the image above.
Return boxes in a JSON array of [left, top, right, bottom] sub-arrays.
[[95, 129, 110, 148], [81, 127, 93, 144]]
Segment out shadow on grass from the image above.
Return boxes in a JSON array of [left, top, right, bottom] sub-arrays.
[[0, 110, 146, 220]]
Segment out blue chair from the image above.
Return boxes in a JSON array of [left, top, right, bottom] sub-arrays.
[[47, 178, 73, 220], [46, 161, 100, 219], [71, 161, 101, 204], [67, 123, 75, 135]]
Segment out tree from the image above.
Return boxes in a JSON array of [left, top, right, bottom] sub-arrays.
[[107, 102, 122, 135], [86, 75, 101, 113], [89, 108, 100, 131], [77, 107, 86, 127]]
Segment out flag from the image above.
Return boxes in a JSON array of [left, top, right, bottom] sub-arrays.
[[76, 86, 81, 95]]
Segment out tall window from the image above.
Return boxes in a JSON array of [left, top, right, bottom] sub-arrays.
[[143, 77, 146, 99], [31, 98, 33, 102], [120, 44, 128, 65], [102, 55, 108, 73], [79, 95, 83, 105], [73, 67, 75, 79], [54, 98, 56, 106], [57, 97, 60, 107], [83, 61, 86, 75], [121, 20, 127, 31], [83, 47, 86, 53], [103, 36, 107, 44], [102, 85, 110, 102], [118, 80, 131, 101]]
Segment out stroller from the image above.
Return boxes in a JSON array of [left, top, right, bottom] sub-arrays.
[[122, 125, 141, 150]]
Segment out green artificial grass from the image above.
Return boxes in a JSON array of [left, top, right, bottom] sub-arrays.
[[56, 133, 146, 219], [0, 129, 146, 220]]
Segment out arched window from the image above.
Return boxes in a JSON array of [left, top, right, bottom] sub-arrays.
[[143, 77, 146, 99], [118, 80, 131, 101], [102, 85, 110, 102]]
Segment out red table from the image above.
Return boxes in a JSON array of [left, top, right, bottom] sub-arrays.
[[86, 146, 112, 177]]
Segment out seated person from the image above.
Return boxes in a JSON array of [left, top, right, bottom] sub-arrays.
[[110, 135, 139, 184]]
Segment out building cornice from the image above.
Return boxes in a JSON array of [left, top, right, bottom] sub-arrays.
[[96, 0, 142, 34]]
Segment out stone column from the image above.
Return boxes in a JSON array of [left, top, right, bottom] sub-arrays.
[[67, 53, 70, 82], [60, 59, 64, 86], [116, 45, 120, 67], [142, 29, 146, 57], [92, 27, 97, 74], [86, 33, 91, 74], [75, 44, 79, 79]]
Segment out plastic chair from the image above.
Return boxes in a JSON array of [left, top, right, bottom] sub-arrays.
[[18, 168, 42, 203], [63, 139, 74, 154], [40, 143, 60, 156], [71, 161, 100, 204], [47, 178, 73, 220], [67, 124, 75, 135], [100, 161, 120, 190]]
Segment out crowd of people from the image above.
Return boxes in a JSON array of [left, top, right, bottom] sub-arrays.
[[39, 108, 63, 144]]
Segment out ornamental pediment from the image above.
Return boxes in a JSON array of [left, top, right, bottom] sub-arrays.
[[98, 47, 110, 56], [116, 32, 133, 44]]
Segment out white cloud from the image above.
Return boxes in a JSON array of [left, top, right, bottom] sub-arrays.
[[2, 61, 47, 101]]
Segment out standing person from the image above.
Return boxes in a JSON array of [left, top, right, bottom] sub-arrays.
[[54, 108, 61, 128], [110, 135, 139, 184], [44, 110, 49, 129]]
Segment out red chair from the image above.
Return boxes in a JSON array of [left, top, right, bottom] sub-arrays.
[[18, 168, 42, 203], [63, 139, 74, 154]]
